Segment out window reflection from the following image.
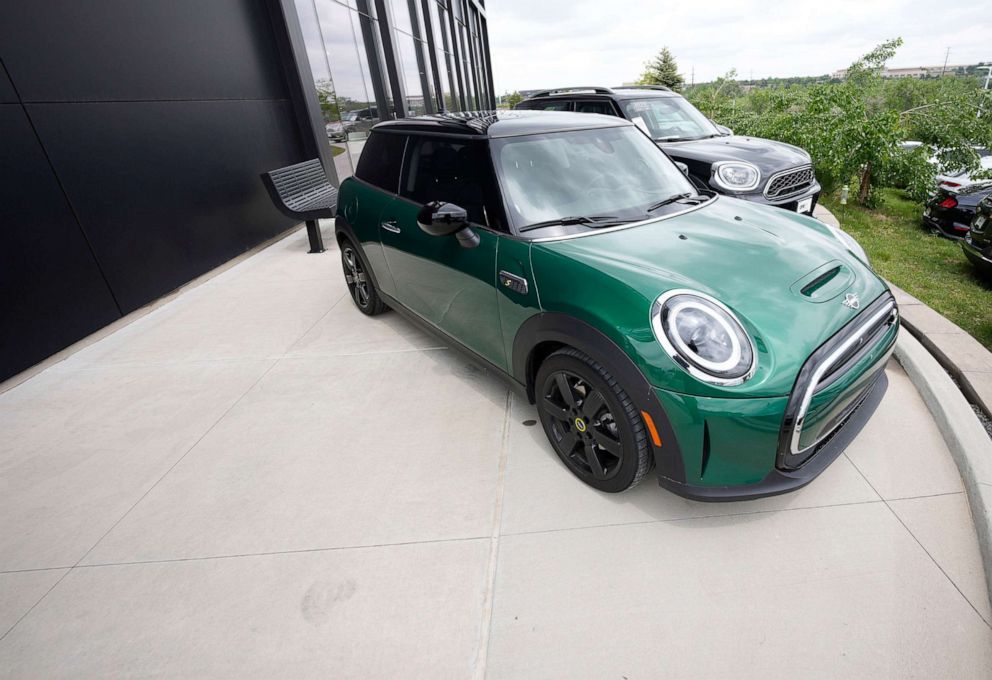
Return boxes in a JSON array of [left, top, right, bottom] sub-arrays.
[[293, 0, 493, 180]]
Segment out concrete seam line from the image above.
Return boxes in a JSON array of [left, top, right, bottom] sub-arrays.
[[473, 389, 512, 680], [894, 331, 992, 608]]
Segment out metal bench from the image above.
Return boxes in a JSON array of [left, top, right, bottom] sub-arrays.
[[261, 158, 338, 254]]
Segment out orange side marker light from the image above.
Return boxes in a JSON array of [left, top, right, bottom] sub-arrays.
[[640, 410, 662, 448]]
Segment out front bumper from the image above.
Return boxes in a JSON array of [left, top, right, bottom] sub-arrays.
[[923, 209, 971, 239], [653, 292, 899, 501], [962, 236, 992, 277], [734, 180, 821, 215]]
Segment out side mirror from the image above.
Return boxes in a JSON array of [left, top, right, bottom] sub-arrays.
[[416, 201, 479, 248], [713, 122, 733, 136], [675, 161, 689, 176]]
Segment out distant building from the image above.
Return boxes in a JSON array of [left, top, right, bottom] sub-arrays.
[[832, 64, 973, 79]]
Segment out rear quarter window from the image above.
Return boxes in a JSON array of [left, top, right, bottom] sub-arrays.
[[355, 131, 407, 192]]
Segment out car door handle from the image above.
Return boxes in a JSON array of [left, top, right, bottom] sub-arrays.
[[381, 220, 401, 234]]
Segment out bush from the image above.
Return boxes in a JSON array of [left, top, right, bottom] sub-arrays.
[[685, 39, 992, 207]]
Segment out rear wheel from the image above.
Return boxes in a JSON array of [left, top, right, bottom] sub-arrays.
[[535, 348, 652, 492], [340, 237, 387, 316]]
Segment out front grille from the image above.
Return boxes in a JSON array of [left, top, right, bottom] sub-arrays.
[[764, 166, 815, 199], [776, 293, 898, 470]]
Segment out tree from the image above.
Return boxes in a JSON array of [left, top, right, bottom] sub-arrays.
[[637, 47, 684, 92], [503, 91, 524, 108]]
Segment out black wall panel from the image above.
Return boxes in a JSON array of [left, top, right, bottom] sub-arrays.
[[0, 0, 311, 380], [0, 62, 16, 103], [29, 99, 303, 313], [0, 0, 288, 102], [0, 105, 121, 379]]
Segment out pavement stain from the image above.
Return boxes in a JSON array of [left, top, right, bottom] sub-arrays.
[[300, 577, 357, 626]]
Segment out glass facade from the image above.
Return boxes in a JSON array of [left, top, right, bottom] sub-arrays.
[[294, 0, 495, 182]]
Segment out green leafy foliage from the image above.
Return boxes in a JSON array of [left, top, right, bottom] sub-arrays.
[[502, 91, 524, 108], [824, 190, 991, 349], [682, 40, 992, 206], [637, 47, 685, 92]]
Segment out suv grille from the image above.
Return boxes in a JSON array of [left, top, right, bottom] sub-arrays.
[[764, 166, 815, 199]]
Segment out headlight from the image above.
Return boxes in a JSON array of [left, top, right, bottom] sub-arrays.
[[826, 224, 870, 265], [650, 290, 756, 386], [711, 161, 761, 192]]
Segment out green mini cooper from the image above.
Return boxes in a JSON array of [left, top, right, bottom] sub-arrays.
[[334, 110, 899, 500]]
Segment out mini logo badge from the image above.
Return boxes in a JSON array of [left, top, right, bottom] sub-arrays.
[[842, 293, 860, 309]]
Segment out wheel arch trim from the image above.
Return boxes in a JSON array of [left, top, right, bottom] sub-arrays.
[[512, 312, 686, 483]]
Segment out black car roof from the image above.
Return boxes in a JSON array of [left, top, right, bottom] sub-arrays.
[[372, 109, 631, 138], [521, 86, 680, 102]]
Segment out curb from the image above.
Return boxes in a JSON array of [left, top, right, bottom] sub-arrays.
[[888, 283, 992, 422], [895, 331, 992, 605]]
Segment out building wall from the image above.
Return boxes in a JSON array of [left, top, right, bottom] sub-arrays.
[[0, 0, 310, 381], [294, 0, 495, 183], [0, 0, 496, 382]]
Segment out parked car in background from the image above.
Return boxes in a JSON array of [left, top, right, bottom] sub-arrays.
[[963, 195, 992, 278], [515, 86, 821, 215], [334, 110, 897, 500], [935, 146, 992, 191], [923, 181, 992, 239], [326, 120, 350, 142]]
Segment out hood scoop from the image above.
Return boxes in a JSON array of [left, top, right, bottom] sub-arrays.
[[790, 260, 854, 303]]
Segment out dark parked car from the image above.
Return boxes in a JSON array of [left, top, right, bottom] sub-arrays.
[[333, 110, 896, 500], [963, 195, 992, 278], [924, 182, 992, 239], [515, 86, 821, 215]]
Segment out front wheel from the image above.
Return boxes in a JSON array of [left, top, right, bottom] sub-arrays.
[[535, 348, 652, 493], [340, 236, 387, 316]]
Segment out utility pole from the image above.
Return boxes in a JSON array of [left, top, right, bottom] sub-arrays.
[[978, 65, 992, 118], [940, 47, 950, 77], [691, 65, 695, 88]]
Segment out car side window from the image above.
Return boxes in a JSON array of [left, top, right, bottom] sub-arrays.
[[575, 100, 616, 116], [400, 136, 504, 230], [527, 100, 573, 112], [354, 131, 407, 192]]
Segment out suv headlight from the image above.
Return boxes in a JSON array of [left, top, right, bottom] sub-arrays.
[[826, 224, 870, 265], [650, 290, 756, 386], [711, 161, 761, 192]]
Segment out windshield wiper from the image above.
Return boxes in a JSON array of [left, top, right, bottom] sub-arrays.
[[655, 136, 685, 142], [519, 215, 631, 233], [646, 192, 694, 212]]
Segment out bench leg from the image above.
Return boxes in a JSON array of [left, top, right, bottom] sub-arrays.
[[305, 219, 325, 254]]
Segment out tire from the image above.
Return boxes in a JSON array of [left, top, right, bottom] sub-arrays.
[[340, 236, 387, 316], [534, 347, 652, 493]]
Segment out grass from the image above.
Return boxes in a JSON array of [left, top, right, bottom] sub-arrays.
[[822, 188, 992, 350]]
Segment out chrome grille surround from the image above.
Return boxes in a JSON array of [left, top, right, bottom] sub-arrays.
[[763, 165, 815, 200], [776, 293, 899, 470]]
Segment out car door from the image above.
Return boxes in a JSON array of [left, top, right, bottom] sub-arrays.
[[378, 135, 507, 370]]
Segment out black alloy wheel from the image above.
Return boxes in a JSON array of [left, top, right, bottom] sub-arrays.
[[535, 348, 651, 492]]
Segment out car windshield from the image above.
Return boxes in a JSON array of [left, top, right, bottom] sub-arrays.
[[491, 125, 699, 232], [621, 97, 720, 141]]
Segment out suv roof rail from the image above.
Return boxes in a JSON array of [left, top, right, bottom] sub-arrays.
[[527, 86, 616, 98], [614, 84, 672, 92]]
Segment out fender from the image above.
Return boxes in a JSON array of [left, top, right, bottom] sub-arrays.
[[512, 312, 686, 484]]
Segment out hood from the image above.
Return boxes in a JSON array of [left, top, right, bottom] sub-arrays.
[[661, 135, 811, 178], [532, 196, 888, 397]]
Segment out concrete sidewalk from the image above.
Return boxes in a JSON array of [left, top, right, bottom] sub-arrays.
[[1, 225, 991, 678]]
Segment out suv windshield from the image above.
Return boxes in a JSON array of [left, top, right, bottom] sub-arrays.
[[490, 126, 698, 231], [621, 97, 720, 142]]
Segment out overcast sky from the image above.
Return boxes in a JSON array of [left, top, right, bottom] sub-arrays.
[[486, 0, 989, 92]]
